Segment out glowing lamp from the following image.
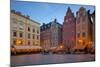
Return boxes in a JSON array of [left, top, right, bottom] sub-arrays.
[[78, 39, 83, 43], [16, 39, 22, 45], [60, 45, 63, 49]]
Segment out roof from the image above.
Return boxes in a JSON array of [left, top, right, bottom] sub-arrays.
[[11, 10, 40, 25], [40, 22, 52, 31], [40, 19, 62, 31]]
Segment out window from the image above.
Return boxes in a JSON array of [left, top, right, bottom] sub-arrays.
[[32, 34, 35, 39], [82, 16, 85, 22], [28, 33, 30, 39], [33, 28, 35, 32], [13, 40, 16, 45], [28, 27, 30, 31], [77, 19, 80, 24], [69, 18, 72, 22], [16, 39, 22, 45], [19, 32, 23, 38], [13, 31, 17, 37], [37, 30, 39, 34], [66, 19, 68, 22], [19, 22, 24, 26], [19, 22, 24, 30], [83, 12, 86, 16], [28, 41, 30, 45], [77, 33, 80, 38], [37, 35, 39, 40], [13, 21, 17, 24], [33, 41, 35, 45], [82, 32, 86, 37], [12, 18, 17, 24]]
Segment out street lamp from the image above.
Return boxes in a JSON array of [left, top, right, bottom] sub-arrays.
[[60, 45, 63, 49], [78, 39, 83, 43]]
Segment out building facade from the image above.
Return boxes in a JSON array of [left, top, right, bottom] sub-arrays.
[[11, 10, 40, 46], [75, 7, 93, 50], [40, 19, 62, 50], [40, 23, 51, 50], [63, 7, 76, 52], [88, 10, 95, 48]]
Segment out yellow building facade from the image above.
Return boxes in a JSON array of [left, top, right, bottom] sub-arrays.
[[11, 10, 40, 46]]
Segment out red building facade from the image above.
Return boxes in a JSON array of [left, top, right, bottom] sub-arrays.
[[63, 7, 76, 52]]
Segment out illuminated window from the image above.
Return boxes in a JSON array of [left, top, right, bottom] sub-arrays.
[[16, 39, 22, 45]]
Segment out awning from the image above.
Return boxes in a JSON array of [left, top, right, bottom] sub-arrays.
[[14, 45, 42, 50]]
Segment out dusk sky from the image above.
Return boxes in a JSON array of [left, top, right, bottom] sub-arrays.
[[11, 0, 95, 25]]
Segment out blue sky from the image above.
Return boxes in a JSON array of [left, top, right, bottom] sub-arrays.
[[11, 0, 95, 25]]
